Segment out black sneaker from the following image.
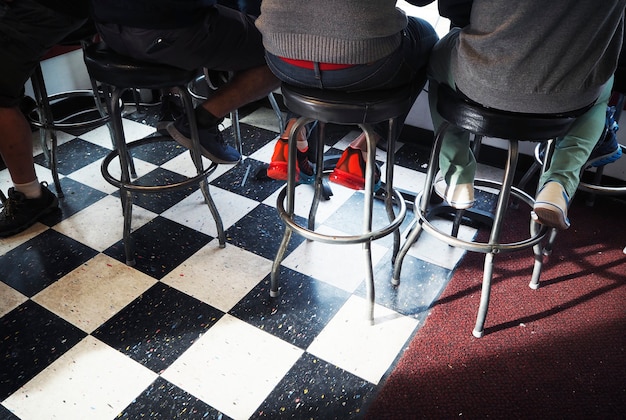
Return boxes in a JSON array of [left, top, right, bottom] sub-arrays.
[[166, 114, 241, 164], [156, 93, 184, 136], [0, 182, 59, 238]]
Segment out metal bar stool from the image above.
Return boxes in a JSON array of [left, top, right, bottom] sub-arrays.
[[28, 21, 109, 198], [393, 83, 586, 338], [83, 43, 226, 266], [271, 83, 412, 323]]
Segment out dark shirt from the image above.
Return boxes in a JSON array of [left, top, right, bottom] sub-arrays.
[[35, 0, 89, 18], [90, 0, 217, 29]]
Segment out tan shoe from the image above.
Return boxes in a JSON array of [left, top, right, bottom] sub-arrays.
[[532, 181, 570, 230], [433, 173, 474, 209]]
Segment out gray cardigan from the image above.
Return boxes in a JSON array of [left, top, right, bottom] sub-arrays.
[[452, 0, 626, 113], [255, 0, 407, 64]]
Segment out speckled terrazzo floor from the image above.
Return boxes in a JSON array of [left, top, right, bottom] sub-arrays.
[[0, 86, 488, 420]]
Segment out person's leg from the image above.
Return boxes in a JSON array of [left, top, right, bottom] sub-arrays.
[[427, 28, 475, 208], [533, 78, 614, 230], [0, 106, 37, 187], [0, 0, 84, 236], [539, 79, 614, 198]]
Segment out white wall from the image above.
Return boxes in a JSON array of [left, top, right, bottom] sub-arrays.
[[25, 49, 92, 98]]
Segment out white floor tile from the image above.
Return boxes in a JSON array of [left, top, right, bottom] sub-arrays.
[[307, 295, 419, 384], [3, 336, 157, 420], [162, 314, 303, 420], [262, 179, 354, 223], [404, 217, 475, 270], [161, 187, 258, 238], [0, 281, 27, 318], [240, 106, 284, 134], [79, 118, 155, 149], [33, 254, 156, 333], [281, 225, 389, 293], [53, 195, 157, 252], [0, 222, 49, 256], [162, 244, 272, 313]]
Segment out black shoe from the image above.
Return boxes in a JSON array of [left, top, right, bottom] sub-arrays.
[[0, 182, 59, 238], [156, 93, 184, 136], [166, 114, 241, 164]]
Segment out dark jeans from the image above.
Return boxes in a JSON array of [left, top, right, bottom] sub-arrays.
[[0, 0, 85, 107], [96, 5, 266, 73], [266, 16, 438, 135]]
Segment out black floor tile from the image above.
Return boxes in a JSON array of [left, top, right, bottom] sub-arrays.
[[120, 166, 200, 214], [212, 157, 283, 202], [0, 229, 98, 296], [103, 216, 213, 279], [230, 266, 351, 349], [118, 376, 231, 419], [0, 301, 87, 400], [225, 203, 307, 261], [33, 138, 110, 176], [251, 352, 376, 419], [354, 252, 453, 321], [92, 283, 223, 374], [49, 176, 109, 220]]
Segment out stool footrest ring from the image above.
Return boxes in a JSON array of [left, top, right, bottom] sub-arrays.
[[101, 136, 218, 192], [416, 178, 549, 253], [276, 186, 407, 244]]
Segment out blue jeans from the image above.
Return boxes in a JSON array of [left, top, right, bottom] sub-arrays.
[[266, 16, 438, 134]]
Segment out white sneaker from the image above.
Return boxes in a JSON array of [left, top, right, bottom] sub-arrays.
[[434, 173, 475, 209], [532, 181, 570, 230]]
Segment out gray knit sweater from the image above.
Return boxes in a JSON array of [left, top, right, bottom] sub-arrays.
[[255, 0, 407, 64], [453, 0, 626, 113]]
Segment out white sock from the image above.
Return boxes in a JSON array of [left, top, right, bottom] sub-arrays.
[[14, 179, 41, 199]]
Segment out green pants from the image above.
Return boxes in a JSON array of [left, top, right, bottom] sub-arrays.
[[427, 28, 613, 198]]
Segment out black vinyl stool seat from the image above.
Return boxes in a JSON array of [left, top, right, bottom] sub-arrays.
[[28, 20, 109, 198], [271, 83, 412, 323], [83, 42, 225, 266], [393, 83, 583, 338]]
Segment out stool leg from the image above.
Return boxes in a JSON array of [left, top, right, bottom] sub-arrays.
[[268, 92, 285, 135], [178, 87, 226, 247], [529, 138, 557, 288], [101, 84, 137, 178], [360, 123, 383, 323], [307, 121, 327, 231], [31, 64, 64, 198], [107, 87, 136, 266], [385, 117, 402, 261], [231, 109, 242, 159], [271, 117, 312, 297], [392, 122, 447, 285], [472, 139, 519, 337]]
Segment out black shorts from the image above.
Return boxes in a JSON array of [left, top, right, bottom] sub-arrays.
[[96, 5, 266, 73], [0, 0, 85, 107]]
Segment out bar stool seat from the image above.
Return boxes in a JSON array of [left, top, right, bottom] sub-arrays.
[[393, 83, 586, 338], [271, 83, 413, 323], [83, 43, 225, 266]]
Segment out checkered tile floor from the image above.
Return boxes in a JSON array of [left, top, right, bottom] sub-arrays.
[[0, 94, 488, 419]]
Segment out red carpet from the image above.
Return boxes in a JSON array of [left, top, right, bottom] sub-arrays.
[[366, 195, 626, 419]]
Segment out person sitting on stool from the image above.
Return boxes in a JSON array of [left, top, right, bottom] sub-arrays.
[[429, 0, 625, 230]]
